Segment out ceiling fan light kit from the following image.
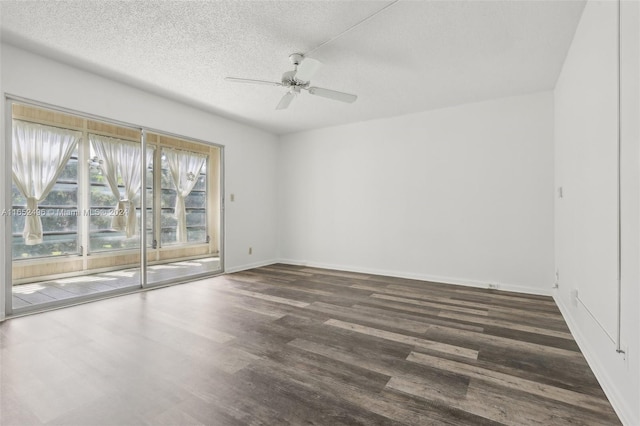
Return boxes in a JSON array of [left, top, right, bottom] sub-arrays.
[[225, 52, 357, 110]]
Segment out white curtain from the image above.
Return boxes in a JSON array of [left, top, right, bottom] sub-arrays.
[[120, 145, 154, 238], [12, 120, 80, 245], [90, 135, 152, 238], [165, 148, 206, 243], [90, 135, 122, 230]]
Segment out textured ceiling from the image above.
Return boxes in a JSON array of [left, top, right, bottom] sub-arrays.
[[0, 1, 585, 135]]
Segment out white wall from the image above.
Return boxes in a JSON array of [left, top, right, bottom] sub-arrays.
[[279, 91, 555, 295], [0, 44, 280, 318], [554, 1, 639, 424]]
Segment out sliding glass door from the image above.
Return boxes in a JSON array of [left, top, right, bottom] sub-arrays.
[[5, 100, 223, 315], [145, 133, 222, 287]]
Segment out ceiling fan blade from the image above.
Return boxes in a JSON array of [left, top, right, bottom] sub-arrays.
[[294, 57, 321, 82], [276, 92, 296, 110], [307, 87, 357, 103], [225, 77, 282, 86]]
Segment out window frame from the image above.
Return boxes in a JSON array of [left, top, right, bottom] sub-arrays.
[[5, 98, 223, 278]]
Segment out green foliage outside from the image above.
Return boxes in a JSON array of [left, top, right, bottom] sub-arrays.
[[12, 153, 209, 258]]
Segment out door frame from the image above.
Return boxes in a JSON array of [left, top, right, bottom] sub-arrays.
[[2, 95, 225, 319]]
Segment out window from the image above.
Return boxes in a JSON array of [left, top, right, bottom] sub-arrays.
[[88, 134, 154, 253], [9, 103, 219, 280], [11, 120, 81, 259], [160, 148, 208, 245]]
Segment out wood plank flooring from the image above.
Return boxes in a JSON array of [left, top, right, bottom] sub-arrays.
[[0, 264, 620, 425]]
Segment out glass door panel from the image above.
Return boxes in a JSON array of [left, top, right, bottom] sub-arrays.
[[145, 135, 222, 287], [9, 103, 143, 313], [5, 101, 223, 316]]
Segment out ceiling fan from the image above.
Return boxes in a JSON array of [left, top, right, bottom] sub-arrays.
[[225, 53, 357, 110]]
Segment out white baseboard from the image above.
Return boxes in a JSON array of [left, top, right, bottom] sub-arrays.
[[224, 259, 278, 274], [276, 258, 552, 296], [554, 294, 636, 426]]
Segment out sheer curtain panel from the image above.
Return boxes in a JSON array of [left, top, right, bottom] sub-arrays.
[[90, 134, 125, 231], [90, 134, 148, 238], [117, 143, 153, 238], [165, 148, 207, 243], [12, 120, 81, 245]]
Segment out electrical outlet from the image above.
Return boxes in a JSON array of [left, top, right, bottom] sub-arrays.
[[488, 283, 498, 290], [248, 247, 252, 255], [230, 193, 235, 202]]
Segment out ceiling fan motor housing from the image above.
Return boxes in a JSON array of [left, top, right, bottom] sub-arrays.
[[289, 53, 304, 66], [226, 52, 356, 109]]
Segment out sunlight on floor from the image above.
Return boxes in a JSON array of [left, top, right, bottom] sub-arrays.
[[12, 284, 47, 295], [12, 257, 221, 309], [55, 275, 117, 284], [103, 270, 137, 278]]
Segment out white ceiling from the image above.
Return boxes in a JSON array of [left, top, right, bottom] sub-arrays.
[[0, 1, 585, 135]]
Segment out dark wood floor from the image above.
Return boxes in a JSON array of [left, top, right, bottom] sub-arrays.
[[0, 264, 620, 425]]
